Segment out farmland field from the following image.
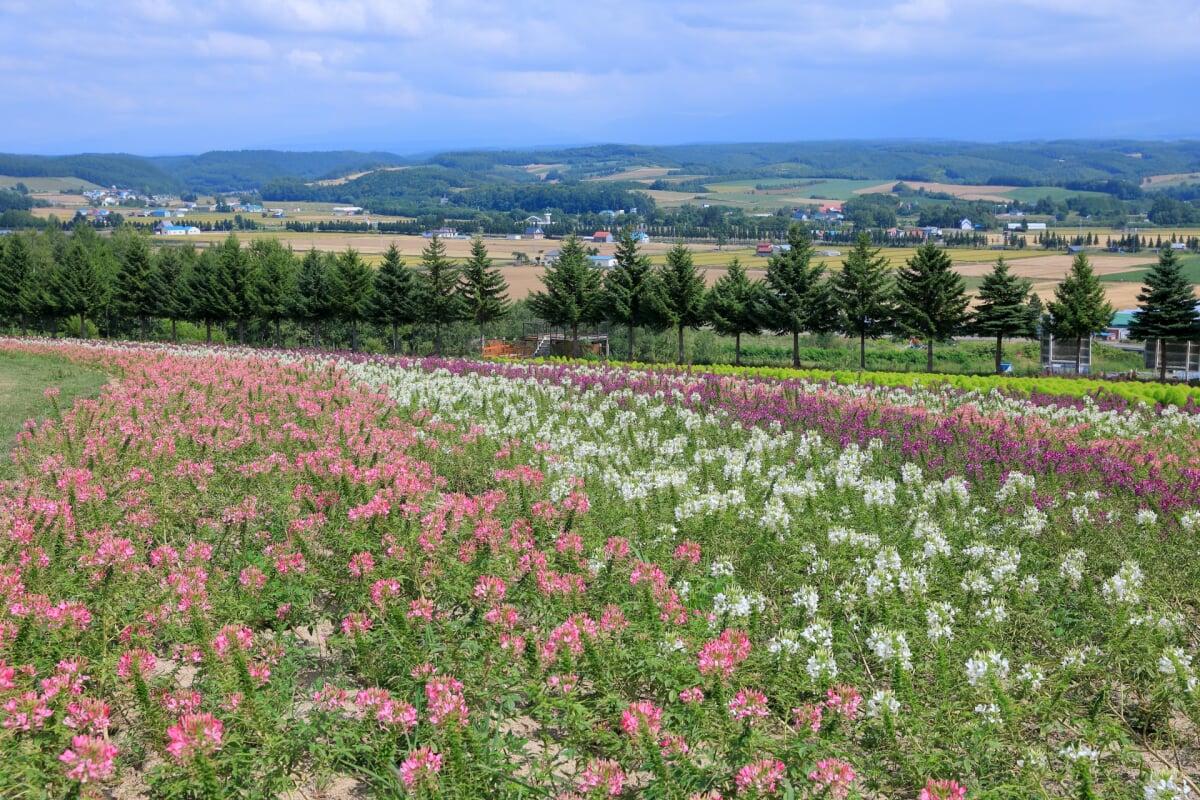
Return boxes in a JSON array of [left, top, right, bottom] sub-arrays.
[[0, 338, 1197, 799], [0, 175, 103, 193]]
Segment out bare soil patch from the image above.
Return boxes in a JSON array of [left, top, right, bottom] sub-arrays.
[[307, 167, 407, 187], [1141, 172, 1200, 186], [586, 167, 672, 182]]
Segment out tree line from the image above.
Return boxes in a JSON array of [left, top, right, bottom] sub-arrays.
[[1, 222, 1194, 379], [0, 226, 511, 356]]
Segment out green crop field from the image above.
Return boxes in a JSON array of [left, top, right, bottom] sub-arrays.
[[0, 175, 104, 193], [1099, 254, 1200, 283], [999, 186, 1113, 203]]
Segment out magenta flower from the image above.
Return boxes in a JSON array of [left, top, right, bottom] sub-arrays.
[[425, 675, 468, 726], [621, 700, 664, 738], [728, 688, 770, 722], [698, 629, 752, 680], [735, 758, 786, 796], [920, 778, 968, 800], [398, 746, 442, 790], [165, 713, 224, 762], [577, 757, 626, 796], [59, 734, 118, 783], [808, 758, 856, 800]]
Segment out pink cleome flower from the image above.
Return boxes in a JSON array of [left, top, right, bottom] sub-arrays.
[[621, 700, 664, 738], [920, 779, 968, 800], [577, 758, 625, 797], [425, 676, 468, 726], [398, 746, 442, 790], [697, 629, 752, 680], [728, 688, 771, 722], [165, 713, 223, 763], [59, 734, 118, 783], [735, 759, 786, 796], [808, 758, 856, 800]]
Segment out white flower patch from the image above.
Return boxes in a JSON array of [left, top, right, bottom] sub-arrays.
[[996, 471, 1036, 504], [766, 630, 802, 657], [1017, 663, 1045, 691], [712, 587, 766, 619], [1101, 561, 1144, 605], [867, 628, 912, 671], [805, 648, 839, 682], [866, 689, 900, 718], [709, 558, 736, 578], [965, 650, 1010, 687], [1058, 743, 1100, 763], [791, 586, 819, 617], [1059, 550, 1087, 589], [1143, 772, 1194, 800], [925, 602, 956, 643], [974, 703, 1003, 725]]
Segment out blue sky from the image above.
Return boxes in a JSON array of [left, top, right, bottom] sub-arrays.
[[5, 0, 1199, 155]]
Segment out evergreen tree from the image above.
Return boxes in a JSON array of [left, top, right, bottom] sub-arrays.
[[705, 257, 763, 365], [292, 249, 336, 349], [186, 249, 231, 343], [1128, 246, 1200, 381], [111, 228, 156, 339], [248, 239, 297, 348], [331, 247, 375, 352], [55, 239, 108, 338], [651, 242, 707, 364], [415, 235, 464, 356], [528, 234, 603, 358], [370, 242, 416, 354], [969, 256, 1040, 374], [216, 234, 253, 344], [152, 244, 194, 342], [762, 224, 827, 367], [459, 236, 510, 352], [0, 233, 33, 331], [602, 230, 657, 361], [894, 241, 970, 372], [1046, 252, 1113, 375], [832, 232, 892, 370]]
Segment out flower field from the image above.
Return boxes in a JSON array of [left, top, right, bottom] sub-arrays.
[[0, 339, 1198, 799]]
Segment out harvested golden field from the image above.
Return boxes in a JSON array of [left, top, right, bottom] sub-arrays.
[[586, 167, 672, 182], [307, 166, 407, 187], [855, 181, 1015, 202], [1141, 172, 1200, 187]]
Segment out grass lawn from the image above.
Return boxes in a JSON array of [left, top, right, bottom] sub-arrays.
[[0, 348, 109, 469]]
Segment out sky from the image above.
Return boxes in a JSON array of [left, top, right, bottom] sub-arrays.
[[4, 0, 1200, 156]]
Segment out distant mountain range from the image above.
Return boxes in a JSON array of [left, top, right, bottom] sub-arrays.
[[3, 140, 1200, 198]]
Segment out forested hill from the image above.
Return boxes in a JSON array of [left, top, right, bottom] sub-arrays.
[[3, 140, 1200, 195]]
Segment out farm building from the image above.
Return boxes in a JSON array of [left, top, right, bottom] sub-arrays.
[[155, 223, 200, 236], [755, 242, 774, 257], [592, 231, 614, 243], [959, 218, 973, 230], [524, 226, 544, 239], [589, 255, 618, 269], [1026, 222, 1047, 231]]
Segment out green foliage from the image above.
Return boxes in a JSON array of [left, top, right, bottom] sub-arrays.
[[969, 256, 1040, 374], [1047, 253, 1114, 374], [415, 236, 464, 356], [528, 234, 603, 357], [331, 248, 375, 352], [248, 239, 297, 347], [832, 232, 893, 369], [894, 242, 971, 372], [704, 258, 763, 365], [458, 237, 510, 349], [369, 243, 417, 354], [762, 225, 829, 367], [1128, 247, 1200, 381], [651, 242, 707, 364], [602, 230, 658, 361]]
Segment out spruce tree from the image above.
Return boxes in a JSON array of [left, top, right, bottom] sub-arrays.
[[1128, 246, 1200, 381], [762, 224, 827, 367], [459, 236, 510, 352], [248, 239, 296, 348], [969, 256, 1040, 374], [528, 234, 603, 358], [651, 242, 707, 364], [0, 233, 33, 331], [894, 241, 970, 372], [112, 229, 156, 339], [292, 249, 336, 349], [705, 257, 763, 365], [1046, 252, 1113, 375], [55, 239, 108, 339], [415, 235, 463, 356], [186, 249, 231, 343], [370, 242, 416, 354], [602, 230, 657, 361], [152, 244, 193, 342], [832, 232, 892, 370], [331, 247, 375, 352]]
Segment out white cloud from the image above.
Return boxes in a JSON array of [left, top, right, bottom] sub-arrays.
[[195, 32, 274, 61]]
